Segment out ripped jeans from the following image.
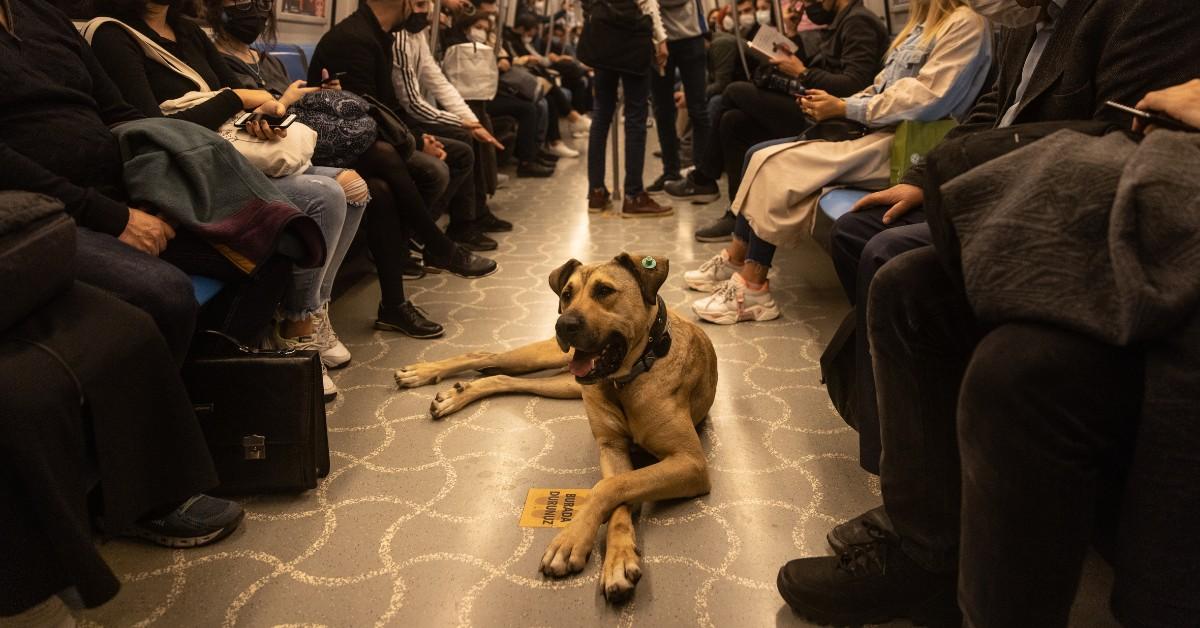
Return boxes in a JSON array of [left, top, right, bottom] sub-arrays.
[[271, 166, 369, 321]]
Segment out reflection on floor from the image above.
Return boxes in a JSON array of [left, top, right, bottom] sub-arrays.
[[81, 137, 1118, 627]]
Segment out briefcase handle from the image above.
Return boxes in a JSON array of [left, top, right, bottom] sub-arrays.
[[199, 329, 298, 357]]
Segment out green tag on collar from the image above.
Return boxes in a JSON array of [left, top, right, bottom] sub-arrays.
[[641, 256, 656, 269]]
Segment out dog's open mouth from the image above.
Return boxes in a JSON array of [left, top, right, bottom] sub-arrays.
[[565, 334, 627, 382]]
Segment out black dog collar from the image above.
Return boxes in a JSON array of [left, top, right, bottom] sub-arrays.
[[611, 295, 672, 389]]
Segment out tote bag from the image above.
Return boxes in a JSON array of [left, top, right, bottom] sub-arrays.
[[442, 42, 499, 101], [81, 18, 316, 177]]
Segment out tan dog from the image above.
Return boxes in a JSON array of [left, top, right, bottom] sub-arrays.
[[394, 253, 717, 601]]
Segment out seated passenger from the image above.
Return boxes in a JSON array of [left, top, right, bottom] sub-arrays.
[[88, 0, 366, 398], [669, 0, 890, 242], [776, 1, 1200, 625], [443, 8, 556, 178], [391, 0, 512, 251], [945, 77, 1200, 628], [309, 0, 500, 289], [683, 0, 991, 325], [206, 0, 451, 339]]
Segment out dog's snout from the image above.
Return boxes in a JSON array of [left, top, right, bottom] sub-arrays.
[[555, 312, 584, 341]]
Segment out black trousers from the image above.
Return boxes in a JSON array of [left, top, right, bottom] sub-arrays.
[[868, 247, 975, 575], [828, 208, 931, 473], [698, 81, 808, 202], [412, 123, 485, 227]]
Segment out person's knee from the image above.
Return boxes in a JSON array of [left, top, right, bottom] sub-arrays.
[[866, 248, 944, 343], [151, 262, 199, 333], [335, 169, 371, 206], [722, 81, 756, 108]]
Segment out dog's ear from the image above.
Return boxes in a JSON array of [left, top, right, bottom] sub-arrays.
[[548, 258, 582, 296], [614, 253, 669, 306]]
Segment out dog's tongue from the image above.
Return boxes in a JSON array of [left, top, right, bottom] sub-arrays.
[[569, 349, 598, 377]]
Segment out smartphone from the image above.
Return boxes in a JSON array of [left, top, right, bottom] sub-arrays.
[[233, 112, 297, 129], [1104, 100, 1197, 133], [306, 71, 347, 88]]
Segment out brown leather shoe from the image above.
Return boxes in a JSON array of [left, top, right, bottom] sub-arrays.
[[588, 188, 612, 213], [621, 192, 674, 218]]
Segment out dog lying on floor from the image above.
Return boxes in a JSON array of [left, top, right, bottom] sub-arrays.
[[394, 253, 718, 602]]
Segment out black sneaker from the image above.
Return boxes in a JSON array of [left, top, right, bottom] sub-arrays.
[[402, 252, 426, 279], [646, 172, 682, 193], [828, 506, 896, 554], [517, 161, 556, 178], [447, 226, 498, 252], [375, 301, 445, 338], [694, 211, 736, 242], [477, 213, 513, 233], [663, 170, 720, 202], [424, 245, 498, 278], [124, 494, 244, 548], [537, 148, 561, 163], [777, 541, 960, 627]]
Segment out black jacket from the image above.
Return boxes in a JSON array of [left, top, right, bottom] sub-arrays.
[[0, 0, 142, 236], [903, 0, 1200, 190], [802, 0, 888, 97]]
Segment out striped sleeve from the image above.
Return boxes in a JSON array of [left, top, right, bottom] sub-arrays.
[[391, 31, 461, 127]]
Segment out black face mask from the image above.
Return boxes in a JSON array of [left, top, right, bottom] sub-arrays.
[[804, 1, 836, 25], [399, 11, 429, 33], [223, 11, 268, 45]]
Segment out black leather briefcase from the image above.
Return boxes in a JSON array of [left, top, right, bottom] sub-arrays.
[[182, 331, 330, 495]]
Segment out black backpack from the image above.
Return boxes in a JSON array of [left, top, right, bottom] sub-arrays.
[[576, 0, 653, 74]]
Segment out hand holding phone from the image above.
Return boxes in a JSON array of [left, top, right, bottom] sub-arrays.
[[307, 70, 347, 88], [234, 111, 297, 130], [1105, 100, 1198, 134]]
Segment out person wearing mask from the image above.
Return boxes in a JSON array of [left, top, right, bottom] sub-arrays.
[[391, 0, 513, 251], [309, 0, 503, 330], [776, 1, 1200, 625], [209, 0, 456, 342], [576, 0, 672, 217], [89, 0, 367, 399], [683, 0, 990, 326], [444, 11, 557, 177], [645, 0, 712, 194], [507, 11, 593, 139], [667, 0, 887, 242]]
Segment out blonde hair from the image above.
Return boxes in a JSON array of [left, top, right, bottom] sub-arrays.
[[887, 0, 970, 54]]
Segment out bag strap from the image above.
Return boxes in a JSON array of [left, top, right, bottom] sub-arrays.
[[81, 17, 211, 92]]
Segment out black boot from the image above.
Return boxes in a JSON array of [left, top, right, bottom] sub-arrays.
[[776, 540, 960, 627], [827, 505, 897, 554], [374, 301, 445, 338], [423, 244, 498, 278]]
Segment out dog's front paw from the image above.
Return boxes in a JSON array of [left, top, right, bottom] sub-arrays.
[[601, 540, 641, 603], [430, 381, 473, 419], [539, 525, 595, 578], [394, 363, 442, 389]]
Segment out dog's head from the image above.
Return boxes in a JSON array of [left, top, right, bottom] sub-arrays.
[[549, 252, 670, 384]]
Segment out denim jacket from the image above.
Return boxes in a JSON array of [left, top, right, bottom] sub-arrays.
[[844, 7, 992, 128]]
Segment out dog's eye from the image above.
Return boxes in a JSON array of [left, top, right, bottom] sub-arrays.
[[592, 284, 615, 298], [561, 288, 572, 302]]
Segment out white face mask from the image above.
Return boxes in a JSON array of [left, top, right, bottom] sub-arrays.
[[469, 27, 489, 43], [721, 15, 733, 31], [534, 0, 546, 12], [755, 9, 771, 24], [738, 12, 757, 27], [968, 0, 1042, 28]]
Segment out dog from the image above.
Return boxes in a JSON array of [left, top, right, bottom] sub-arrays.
[[394, 253, 718, 602]]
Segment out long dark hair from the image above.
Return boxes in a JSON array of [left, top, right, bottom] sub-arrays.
[[203, 0, 279, 46]]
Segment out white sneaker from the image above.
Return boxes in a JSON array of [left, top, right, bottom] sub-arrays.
[[548, 141, 580, 158], [313, 303, 351, 369], [271, 329, 338, 401], [684, 250, 742, 292], [691, 274, 780, 325], [496, 172, 510, 188]]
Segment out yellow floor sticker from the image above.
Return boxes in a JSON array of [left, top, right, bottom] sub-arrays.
[[519, 488, 592, 528]]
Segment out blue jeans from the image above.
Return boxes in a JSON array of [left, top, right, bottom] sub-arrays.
[[650, 36, 710, 177], [588, 67, 651, 196], [271, 166, 367, 320]]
